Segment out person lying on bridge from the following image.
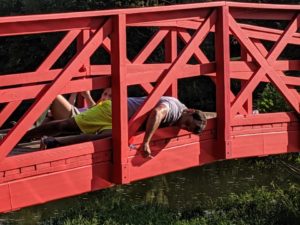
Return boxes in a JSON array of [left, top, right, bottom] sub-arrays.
[[21, 96, 207, 157], [44, 88, 112, 122]]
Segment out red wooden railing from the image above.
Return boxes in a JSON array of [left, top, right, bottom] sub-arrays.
[[0, 1, 299, 212]]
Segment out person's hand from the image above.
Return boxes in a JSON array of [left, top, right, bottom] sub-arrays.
[[141, 142, 153, 158]]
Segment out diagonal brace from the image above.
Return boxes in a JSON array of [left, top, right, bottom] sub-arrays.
[[128, 9, 217, 137], [0, 19, 112, 161]]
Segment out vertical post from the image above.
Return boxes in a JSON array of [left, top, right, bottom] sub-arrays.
[[215, 6, 232, 159], [164, 29, 178, 97], [111, 14, 130, 184], [76, 29, 90, 107], [241, 48, 252, 114]]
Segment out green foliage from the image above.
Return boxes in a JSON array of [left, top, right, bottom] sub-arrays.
[[0, 0, 184, 16], [177, 185, 300, 225], [37, 184, 300, 225], [256, 83, 291, 113]]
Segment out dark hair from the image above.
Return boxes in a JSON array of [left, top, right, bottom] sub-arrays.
[[192, 110, 207, 134]]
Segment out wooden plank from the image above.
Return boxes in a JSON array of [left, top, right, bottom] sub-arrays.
[[126, 63, 216, 85], [241, 24, 300, 45], [111, 14, 130, 184], [0, 18, 102, 37], [0, 101, 21, 127], [0, 76, 110, 103], [0, 185, 12, 212], [133, 29, 169, 64], [0, 66, 111, 88], [241, 47, 252, 114], [229, 14, 300, 116], [127, 8, 211, 24], [5, 162, 112, 212], [178, 30, 209, 64], [232, 112, 298, 126], [128, 10, 217, 136], [215, 5, 231, 158], [231, 130, 299, 159], [227, 2, 300, 10], [128, 19, 203, 29], [165, 29, 178, 97], [37, 30, 81, 72], [129, 139, 218, 182], [230, 60, 300, 72], [0, 138, 111, 172], [0, 2, 224, 24], [0, 19, 113, 159], [230, 8, 296, 20]]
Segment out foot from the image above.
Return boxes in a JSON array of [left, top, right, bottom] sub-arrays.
[[40, 136, 61, 150]]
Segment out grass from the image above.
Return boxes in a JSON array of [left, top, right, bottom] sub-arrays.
[[36, 183, 300, 225]]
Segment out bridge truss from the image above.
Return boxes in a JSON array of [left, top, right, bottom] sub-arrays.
[[0, 1, 299, 212]]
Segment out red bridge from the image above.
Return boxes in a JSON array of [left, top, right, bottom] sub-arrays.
[[0, 1, 299, 213]]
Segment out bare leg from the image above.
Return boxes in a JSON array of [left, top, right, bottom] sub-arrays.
[[80, 91, 96, 107], [51, 95, 73, 120], [41, 129, 112, 148], [55, 129, 112, 146], [22, 118, 81, 142]]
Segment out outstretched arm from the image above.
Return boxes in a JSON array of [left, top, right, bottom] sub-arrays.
[[142, 104, 168, 157]]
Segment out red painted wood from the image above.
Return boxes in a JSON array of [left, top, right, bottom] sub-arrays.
[[129, 139, 218, 181], [0, 185, 11, 212], [126, 63, 216, 85], [0, 20, 113, 160], [0, 138, 111, 174], [111, 14, 130, 184], [229, 13, 300, 116], [215, 6, 231, 158], [129, 10, 217, 137], [232, 112, 298, 126], [37, 30, 81, 72], [76, 29, 91, 108], [178, 30, 209, 64], [0, 101, 21, 127], [231, 129, 299, 159], [133, 29, 169, 64], [3, 162, 113, 212], [240, 47, 252, 114], [227, 2, 300, 10], [165, 29, 178, 97], [0, 77, 110, 103], [0, 1, 300, 213]]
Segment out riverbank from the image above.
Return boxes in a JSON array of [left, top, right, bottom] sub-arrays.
[[38, 184, 299, 225]]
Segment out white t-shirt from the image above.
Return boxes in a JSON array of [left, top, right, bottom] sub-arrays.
[[127, 96, 187, 125]]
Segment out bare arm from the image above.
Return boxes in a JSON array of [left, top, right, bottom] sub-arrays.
[[68, 93, 77, 105], [142, 104, 169, 157], [80, 91, 96, 107]]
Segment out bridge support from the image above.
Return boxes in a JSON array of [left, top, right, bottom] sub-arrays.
[[111, 14, 130, 184], [215, 6, 232, 158]]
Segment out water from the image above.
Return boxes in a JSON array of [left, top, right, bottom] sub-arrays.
[[0, 154, 299, 224]]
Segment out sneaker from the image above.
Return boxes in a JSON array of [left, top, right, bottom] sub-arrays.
[[40, 136, 61, 150]]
